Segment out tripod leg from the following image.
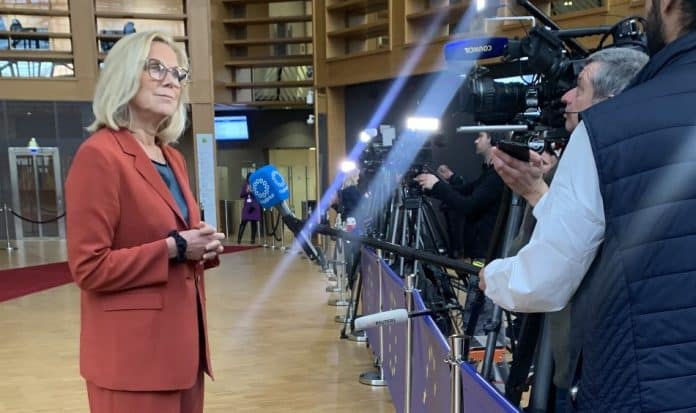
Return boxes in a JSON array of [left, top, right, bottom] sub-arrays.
[[341, 249, 366, 342], [399, 201, 409, 275], [528, 316, 554, 413], [480, 192, 527, 382], [504, 313, 543, 405]]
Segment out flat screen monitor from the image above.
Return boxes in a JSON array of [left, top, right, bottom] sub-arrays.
[[215, 115, 249, 141]]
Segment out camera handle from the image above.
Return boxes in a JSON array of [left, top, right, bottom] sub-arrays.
[[456, 124, 529, 134]]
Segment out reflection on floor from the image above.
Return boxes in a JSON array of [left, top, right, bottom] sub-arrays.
[[0, 240, 394, 413]]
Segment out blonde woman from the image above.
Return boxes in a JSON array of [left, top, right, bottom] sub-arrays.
[[65, 31, 224, 413], [339, 169, 361, 218]]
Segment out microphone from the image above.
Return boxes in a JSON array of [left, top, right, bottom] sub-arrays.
[[354, 309, 409, 330], [354, 307, 457, 330], [249, 165, 327, 268]]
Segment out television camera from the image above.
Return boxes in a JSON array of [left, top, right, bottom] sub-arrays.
[[447, 0, 648, 154]]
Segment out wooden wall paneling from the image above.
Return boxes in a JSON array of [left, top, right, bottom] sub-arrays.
[[212, 0, 234, 105], [186, 0, 216, 224], [313, 0, 328, 86], [187, 0, 214, 104], [325, 86, 345, 186], [315, 0, 643, 88]]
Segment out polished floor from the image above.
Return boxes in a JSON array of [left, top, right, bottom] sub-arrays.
[[0, 240, 394, 412]]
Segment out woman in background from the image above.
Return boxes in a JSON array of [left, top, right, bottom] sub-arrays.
[[238, 172, 261, 244]]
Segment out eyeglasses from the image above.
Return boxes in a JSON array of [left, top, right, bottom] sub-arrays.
[[144, 58, 190, 84]]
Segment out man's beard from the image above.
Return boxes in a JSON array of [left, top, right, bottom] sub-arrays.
[[647, 0, 667, 56]]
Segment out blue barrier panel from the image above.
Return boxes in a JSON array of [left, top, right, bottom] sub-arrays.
[[411, 289, 452, 413], [460, 361, 519, 412], [360, 247, 381, 358], [381, 260, 408, 413], [362, 251, 519, 413]]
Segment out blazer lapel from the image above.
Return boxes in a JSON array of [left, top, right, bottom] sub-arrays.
[[112, 129, 188, 228]]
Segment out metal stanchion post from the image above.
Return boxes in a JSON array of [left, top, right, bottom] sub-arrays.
[[446, 334, 470, 413], [325, 230, 341, 292], [404, 273, 416, 413], [328, 237, 348, 306], [321, 233, 332, 274], [321, 212, 330, 272], [262, 210, 269, 247], [359, 250, 387, 386], [280, 219, 287, 252], [0, 203, 17, 251], [223, 200, 230, 237], [271, 211, 277, 250]]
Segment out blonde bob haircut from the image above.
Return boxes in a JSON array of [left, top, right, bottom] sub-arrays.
[[342, 169, 360, 189], [87, 31, 189, 145]]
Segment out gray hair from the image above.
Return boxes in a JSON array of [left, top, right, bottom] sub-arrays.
[[88, 31, 189, 144], [586, 48, 649, 102]]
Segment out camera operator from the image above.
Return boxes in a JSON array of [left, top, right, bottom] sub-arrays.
[[414, 131, 505, 260], [478, 6, 696, 408], [479, 47, 647, 412], [433, 164, 469, 258], [480, 47, 648, 306]]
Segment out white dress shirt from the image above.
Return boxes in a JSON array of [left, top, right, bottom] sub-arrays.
[[484, 121, 606, 312]]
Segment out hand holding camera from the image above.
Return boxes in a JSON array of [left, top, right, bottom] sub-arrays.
[[490, 147, 549, 207], [413, 173, 439, 190]]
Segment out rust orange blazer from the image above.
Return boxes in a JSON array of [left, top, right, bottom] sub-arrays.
[[65, 128, 217, 392]]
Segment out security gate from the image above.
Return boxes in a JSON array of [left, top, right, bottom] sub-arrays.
[[8, 147, 65, 239]]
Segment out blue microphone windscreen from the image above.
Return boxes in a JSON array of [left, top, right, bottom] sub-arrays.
[[249, 165, 289, 209]]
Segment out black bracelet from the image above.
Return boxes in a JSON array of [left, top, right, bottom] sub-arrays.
[[168, 230, 187, 263]]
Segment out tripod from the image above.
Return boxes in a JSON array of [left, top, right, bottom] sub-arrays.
[[385, 182, 448, 274], [465, 187, 556, 411]]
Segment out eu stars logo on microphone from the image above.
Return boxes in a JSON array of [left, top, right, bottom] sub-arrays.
[[249, 165, 290, 209]]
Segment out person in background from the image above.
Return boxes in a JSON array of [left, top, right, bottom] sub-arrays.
[[415, 131, 504, 260], [65, 31, 225, 413], [414, 132, 505, 336], [238, 172, 261, 244], [339, 168, 361, 219], [435, 164, 469, 259]]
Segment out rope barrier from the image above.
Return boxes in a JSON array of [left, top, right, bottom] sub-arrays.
[[262, 210, 283, 242], [8, 208, 65, 224]]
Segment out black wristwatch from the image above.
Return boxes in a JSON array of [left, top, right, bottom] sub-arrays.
[[168, 230, 187, 263]]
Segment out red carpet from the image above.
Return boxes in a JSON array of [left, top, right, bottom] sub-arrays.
[[0, 245, 258, 303]]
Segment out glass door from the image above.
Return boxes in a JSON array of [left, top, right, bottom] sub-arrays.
[[8, 147, 65, 239]]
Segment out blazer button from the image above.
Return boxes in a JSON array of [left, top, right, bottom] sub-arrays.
[[570, 385, 578, 402]]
